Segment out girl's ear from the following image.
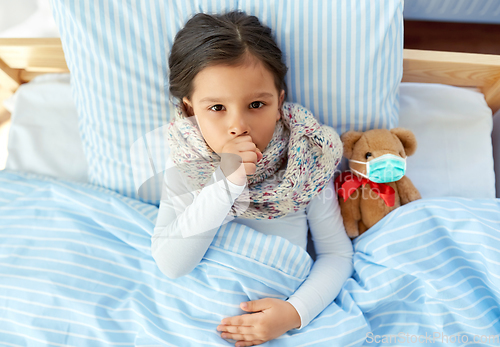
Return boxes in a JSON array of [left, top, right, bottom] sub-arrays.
[[277, 90, 285, 121], [182, 97, 194, 117]]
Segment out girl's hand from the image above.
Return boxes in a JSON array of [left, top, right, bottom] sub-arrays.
[[220, 135, 263, 186], [217, 298, 301, 346]]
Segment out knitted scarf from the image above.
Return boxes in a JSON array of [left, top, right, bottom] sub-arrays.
[[165, 102, 342, 219]]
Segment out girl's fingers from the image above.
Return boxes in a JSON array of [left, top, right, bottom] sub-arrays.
[[222, 136, 261, 165], [232, 141, 256, 152], [235, 340, 265, 347], [243, 162, 257, 175], [220, 150, 257, 167], [239, 151, 258, 164], [221, 137, 260, 177], [217, 324, 254, 334], [256, 148, 263, 162], [232, 135, 253, 143], [235, 340, 266, 347], [231, 135, 259, 151], [235, 342, 252, 347], [221, 332, 257, 341]]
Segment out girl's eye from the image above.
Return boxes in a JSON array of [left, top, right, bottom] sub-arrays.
[[249, 101, 264, 109], [365, 152, 372, 159], [210, 104, 225, 112]]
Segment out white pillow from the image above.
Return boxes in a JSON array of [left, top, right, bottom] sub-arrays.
[[5, 73, 88, 182], [399, 83, 495, 199], [0, 0, 59, 38]]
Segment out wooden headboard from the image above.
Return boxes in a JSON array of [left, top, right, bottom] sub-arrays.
[[403, 49, 500, 114], [0, 38, 69, 90], [1, 38, 500, 114]]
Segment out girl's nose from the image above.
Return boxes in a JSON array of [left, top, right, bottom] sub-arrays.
[[229, 113, 250, 136]]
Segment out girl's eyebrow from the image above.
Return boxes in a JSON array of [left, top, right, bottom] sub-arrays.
[[199, 97, 224, 104], [251, 92, 275, 99], [198, 92, 275, 104], [253, 92, 274, 99]]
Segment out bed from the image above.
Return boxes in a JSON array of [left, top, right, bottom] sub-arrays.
[[1, 1, 500, 346]]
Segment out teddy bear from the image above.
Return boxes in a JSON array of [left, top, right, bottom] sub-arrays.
[[334, 128, 422, 238]]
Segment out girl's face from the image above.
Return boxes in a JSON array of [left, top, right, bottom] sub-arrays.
[[183, 55, 285, 154]]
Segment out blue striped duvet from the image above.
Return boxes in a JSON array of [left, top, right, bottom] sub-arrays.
[[1, 170, 499, 346]]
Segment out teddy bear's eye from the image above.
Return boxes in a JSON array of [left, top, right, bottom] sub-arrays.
[[365, 152, 372, 159]]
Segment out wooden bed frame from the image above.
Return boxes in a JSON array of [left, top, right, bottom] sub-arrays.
[[1, 38, 500, 114]]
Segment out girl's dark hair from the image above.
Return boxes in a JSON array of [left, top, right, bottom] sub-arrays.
[[169, 11, 288, 101]]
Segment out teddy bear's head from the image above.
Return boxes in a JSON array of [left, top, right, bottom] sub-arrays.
[[341, 128, 417, 182]]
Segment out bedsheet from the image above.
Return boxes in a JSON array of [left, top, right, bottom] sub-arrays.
[[0, 170, 499, 346]]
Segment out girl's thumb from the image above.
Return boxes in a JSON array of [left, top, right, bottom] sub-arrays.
[[256, 148, 263, 162], [240, 299, 270, 312]]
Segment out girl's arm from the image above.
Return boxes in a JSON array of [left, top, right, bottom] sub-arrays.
[[216, 179, 353, 346], [286, 178, 354, 329], [151, 158, 246, 279]]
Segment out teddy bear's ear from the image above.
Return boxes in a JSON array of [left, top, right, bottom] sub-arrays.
[[390, 128, 417, 156], [340, 131, 363, 159]]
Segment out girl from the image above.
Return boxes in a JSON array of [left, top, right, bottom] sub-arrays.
[[152, 10, 353, 347]]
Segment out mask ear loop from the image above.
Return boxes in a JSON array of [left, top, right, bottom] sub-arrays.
[[350, 168, 370, 180], [349, 159, 368, 165], [348, 159, 371, 179]]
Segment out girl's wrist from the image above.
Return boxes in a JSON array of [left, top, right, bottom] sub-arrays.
[[285, 301, 302, 329], [225, 170, 246, 186]]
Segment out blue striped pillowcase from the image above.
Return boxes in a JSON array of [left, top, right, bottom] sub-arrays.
[[50, 0, 403, 204]]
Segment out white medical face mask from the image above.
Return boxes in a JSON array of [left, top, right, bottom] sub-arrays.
[[349, 154, 407, 183]]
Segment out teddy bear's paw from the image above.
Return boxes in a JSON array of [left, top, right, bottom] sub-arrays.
[[409, 192, 422, 202]]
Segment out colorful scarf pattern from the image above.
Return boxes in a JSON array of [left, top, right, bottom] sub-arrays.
[[165, 102, 342, 219]]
